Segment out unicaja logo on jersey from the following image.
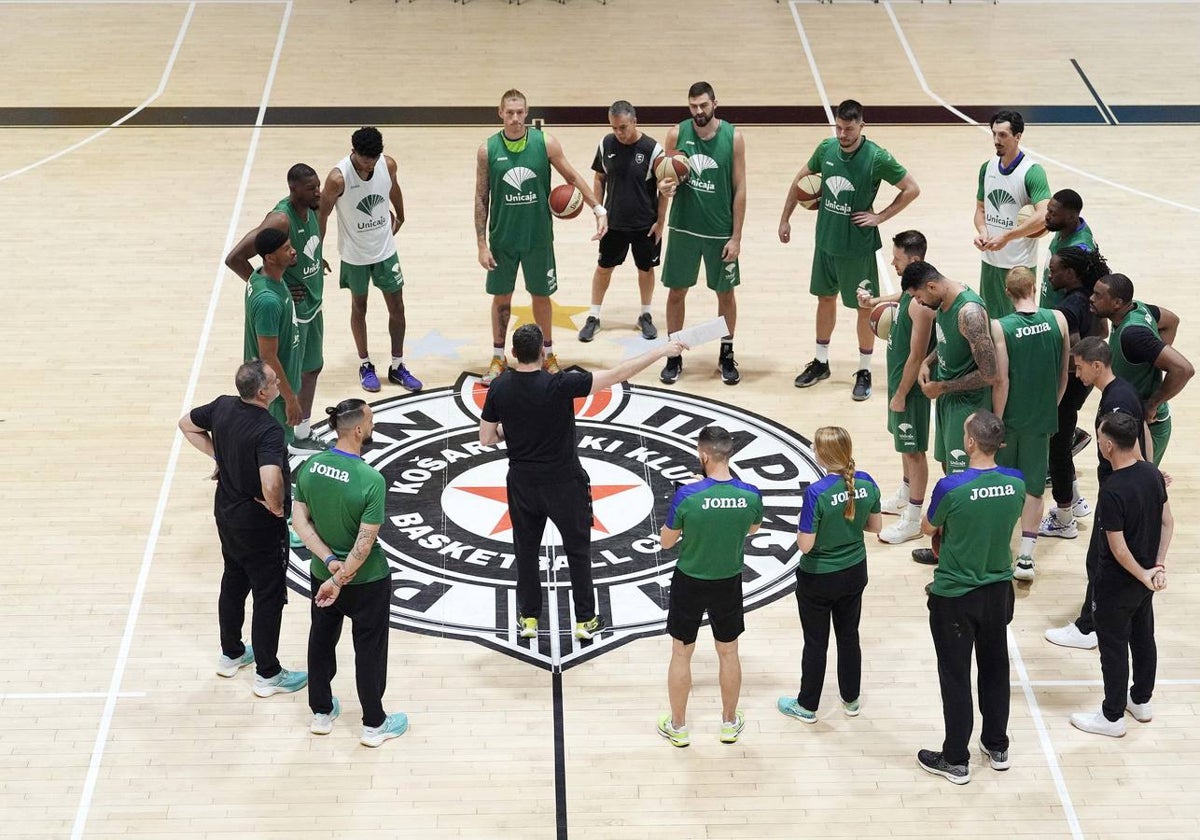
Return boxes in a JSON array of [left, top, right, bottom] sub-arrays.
[[822, 175, 855, 215], [687, 154, 719, 194], [502, 166, 539, 205], [303, 235, 319, 261], [356, 194, 386, 216], [985, 188, 1019, 229]]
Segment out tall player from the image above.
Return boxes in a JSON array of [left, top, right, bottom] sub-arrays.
[[226, 164, 329, 455], [475, 89, 607, 383], [782, 99, 920, 400], [658, 81, 747, 386], [318, 127, 422, 394], [973, 110, 1051, 317]]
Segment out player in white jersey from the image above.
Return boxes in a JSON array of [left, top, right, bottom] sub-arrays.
[[974, 110, 1051, 317], [318, 127, 422, 394]]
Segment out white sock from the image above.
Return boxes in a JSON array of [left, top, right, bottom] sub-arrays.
[[1071, 479, 1081, 503], [544, 342, 553, 354], [391, 356, 403, 370], [905, 502, 923, 521], [858, 349, 873, 371], [1019, 535, 1037, 557], [359, 356, 371, 365], [295, 419, 311, 440], [641, 304, 652, 315], [815, 342, 830, 364], [1055, 505, 1073, 524], [898, 479, 910, 498], [493, 345, 505, 359], [589, 305, 602, 318]]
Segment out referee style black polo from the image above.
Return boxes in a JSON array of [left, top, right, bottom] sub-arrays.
[[592, 133, 662, 231]]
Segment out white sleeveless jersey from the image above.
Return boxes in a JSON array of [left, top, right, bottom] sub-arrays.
[[334, 155, 397, 265], [980, 154, 1040, 270]]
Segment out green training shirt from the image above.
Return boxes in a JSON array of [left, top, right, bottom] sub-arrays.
[[665, 476, 763, 580], [295, 448, 389, 585]]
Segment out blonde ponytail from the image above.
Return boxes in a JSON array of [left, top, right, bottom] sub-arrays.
[[814, 426, 858, 521]]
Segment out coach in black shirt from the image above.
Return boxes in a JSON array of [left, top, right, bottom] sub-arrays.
[[481, 324, 686, 641], [1070, 412, 1171, 738], [579, 101, 667, 343], [180, 360, 307, 697]]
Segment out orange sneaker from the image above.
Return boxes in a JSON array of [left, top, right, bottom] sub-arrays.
[[482, 356, 507, 384]]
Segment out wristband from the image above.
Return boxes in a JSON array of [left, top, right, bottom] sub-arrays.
[[328, 575, 341, 590], [323, 554, 338, 569], [593, 205, 608, 217]]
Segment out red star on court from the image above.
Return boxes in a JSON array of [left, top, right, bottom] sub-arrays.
[[454, 483, 640, 536]]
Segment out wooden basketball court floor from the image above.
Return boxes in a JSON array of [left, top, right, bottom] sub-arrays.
[[2, 1, 1199, 837]]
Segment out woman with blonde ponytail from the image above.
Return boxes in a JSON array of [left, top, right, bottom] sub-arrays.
[[778, 426, 882, 724]]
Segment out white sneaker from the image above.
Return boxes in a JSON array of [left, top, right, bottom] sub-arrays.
[[1013, 555, 1035, 581], [1039, 512, 1078, 539], [1070, 709, 1126, 737], [880, 487, 907, 515], [1126, 694, 1153, 723], [310, 697, 340, 735], [1072, 496, 1092, 518], [1044, 622, 1098, 650], [879, 517, 922, 544]]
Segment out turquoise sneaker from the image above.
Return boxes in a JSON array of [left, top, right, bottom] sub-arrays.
[[310, 696, 340, 735], [216, 645, 254, 678], [253, 667, 308, 698], [777, 696, 817, 724], [720, 711, 746, 744], [361, 712, 409, 747], [843, 698, 861, 717]]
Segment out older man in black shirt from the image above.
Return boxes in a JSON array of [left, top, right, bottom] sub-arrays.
[[481, 324, 686, 641], [179, 360, 308, 697]]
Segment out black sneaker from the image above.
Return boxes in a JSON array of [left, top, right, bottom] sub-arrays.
[[637, 312, 658, 340], [579, 316, 600, 342], [978, 738, 1011, 771], [719, 352, 740, 385], [852, 369, 872, 401], [1071, 427, 1093, 457], [917, 749, 970, 785], [794, 359, 830, 388], [660, 356, 682, 384], [912, 548, 938, 565]]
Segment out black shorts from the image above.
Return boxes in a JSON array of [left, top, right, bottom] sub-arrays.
[[598, 227, 661, 271], [667, 568, 744, 644]]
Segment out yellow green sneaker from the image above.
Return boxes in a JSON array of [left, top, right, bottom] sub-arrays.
[[720, 711, 745, 744], [518, 616, 538, 639], [573, 615, 605, 640], [657, 714, 689, 747]]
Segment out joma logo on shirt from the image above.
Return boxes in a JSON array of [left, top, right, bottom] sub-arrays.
[[969, 485, 1016, 501], [311, 463, 350, 483], [701, 497, 748, 510], [832, 487, 870, 505], [1014, 322, 1051, 338]]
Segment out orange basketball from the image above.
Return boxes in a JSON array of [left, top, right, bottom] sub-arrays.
[[653, 150, 689, 184], [1017, 204, 1047, 238], [549, 184, 584, 219], [795, 173, 822, 210]]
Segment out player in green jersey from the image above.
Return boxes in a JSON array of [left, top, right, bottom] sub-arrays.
[[658, 82, 748, 386], [918, 410, 1023, 785], [292, 398, 410, 748], [990, 267, 1070, 582], [658, 427, 763, 747], [242, 229, 302, 439], [782, 99, 920, 400], [475, 89, 607, 383], [1091, 274, 1194, 464], [1040, 189, 1096, 307], [777, 426, 881, 725], [227, 164, 330, 455], [903, 262, 999, 478]]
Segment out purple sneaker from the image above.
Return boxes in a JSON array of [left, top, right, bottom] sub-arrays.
[[359, 362, 381, 393], [388, 364, 423, 392]]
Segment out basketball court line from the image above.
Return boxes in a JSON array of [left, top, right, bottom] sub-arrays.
[[0, 692, 147, 700], [68, 3, 293, 838], [0, 1, 195, 183], [879, 0, 1200, 215], [1069, 59, 1119, 126], [791, 0, 1200, 4]]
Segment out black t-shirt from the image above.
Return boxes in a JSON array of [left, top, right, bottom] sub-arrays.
[[1119, 326, 1166, 366], [1096, 460, 1167, 591], [591, 133, 662, 231], [1055, 287, 1093, 338], [481, 369, 594, 481], [190, 395, 291, 528], [1095, 376, 1146, 483]]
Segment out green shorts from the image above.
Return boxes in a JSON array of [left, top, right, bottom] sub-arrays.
[[296, 311, 323, 373], [340, 254, 403, 296], [888, 391, 931, 453], [810, 250, 878, 308], [1150, 416, 1171, 466], [978, 263, 1033, 317], [486, 244, 558, 296], [935, 390, 990, 474], [661, 230, 740, 291], [994, 429, 1049, 496]]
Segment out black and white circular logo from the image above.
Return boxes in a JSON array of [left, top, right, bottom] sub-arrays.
[[288, 372, 821, 670]]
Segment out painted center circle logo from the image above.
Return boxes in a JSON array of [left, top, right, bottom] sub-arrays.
[[288, 372, 823, 670]]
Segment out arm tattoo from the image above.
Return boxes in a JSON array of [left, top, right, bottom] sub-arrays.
[[474, 155, 490, 240], [940, 304, 996, 394]]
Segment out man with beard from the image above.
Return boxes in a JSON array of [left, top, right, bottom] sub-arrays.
[[782, 99, 920, 400], [1039, 189, 1096, 307], [242, 228, 302, 444], [227, 164, 329, 455]]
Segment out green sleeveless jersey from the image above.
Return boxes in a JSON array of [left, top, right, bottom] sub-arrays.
[[273, 197, 323, 322], [243, 270, 301, 389], [487, 129, 553, 251], [1040, 220, 1096, 307], [1111, 302, 1168, 423], [669, 119, 735, 238], [998, 308, 1063, 433], [886, 293, 934, 398], [928, 466, 1024, 597], [295, 449, 389, 586], [934, 287, 987, 391], [806, 136, 908, 258]]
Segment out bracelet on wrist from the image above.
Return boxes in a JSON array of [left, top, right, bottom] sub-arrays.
[[323, 554, 338, 569], [328, 575, 341, 589]]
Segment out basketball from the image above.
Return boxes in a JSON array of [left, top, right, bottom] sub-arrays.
[[653, 150, 690, 184], [1017, 204, 1047, 238], [549, 184, 584, 220], [795, 173, 822, 210], [869, 301, 899, 340]]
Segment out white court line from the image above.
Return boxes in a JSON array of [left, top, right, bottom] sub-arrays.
[[1027, 678, 1200, 688], [0, 0, 282, 4], [0, 2, 195, 183], [69, 4, 293, 838], [791, 0, 1200, 4], [0, 692, 146, 700], [1009, 628, 1085, 840], [881, 0, 1200, 215]]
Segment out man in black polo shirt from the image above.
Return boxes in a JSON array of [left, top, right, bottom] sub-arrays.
[[480, 324, 686, 640], [1046, 337, 1149, 650], [1070, 412, 1171, 737], [579, 101, 666, 343], [179, 360, 308, 697]]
